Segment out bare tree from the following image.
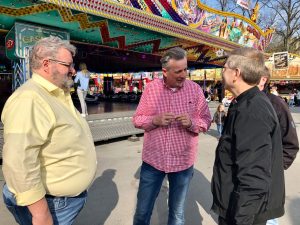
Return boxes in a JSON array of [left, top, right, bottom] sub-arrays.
[[205, 0, 271, 23], [210, 0, 231, 11], [206, 0, 241, 12], [262, 0, 300, 53]]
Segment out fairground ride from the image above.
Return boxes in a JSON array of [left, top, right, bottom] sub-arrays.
[[0, 0, 274, 90]]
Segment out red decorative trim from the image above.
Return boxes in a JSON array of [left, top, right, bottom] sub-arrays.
[[99, 22, 161, 53], [98, 1, 238, 50], [43, 0, 239, 51]]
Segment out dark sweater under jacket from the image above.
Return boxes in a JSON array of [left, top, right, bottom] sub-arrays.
[[265, 92, 299, 169], [211, 87, 285, 225]]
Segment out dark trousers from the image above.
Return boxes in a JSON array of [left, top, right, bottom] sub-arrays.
[[218, 216, 267, 225]]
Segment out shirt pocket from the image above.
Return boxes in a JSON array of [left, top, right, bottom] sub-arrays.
[[186, 100, 197, 116]]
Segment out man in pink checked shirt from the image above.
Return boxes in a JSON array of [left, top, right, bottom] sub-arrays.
[[132, 47, 211, 225]]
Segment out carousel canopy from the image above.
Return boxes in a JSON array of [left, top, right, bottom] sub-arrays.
[[0, 0, 273, 72]]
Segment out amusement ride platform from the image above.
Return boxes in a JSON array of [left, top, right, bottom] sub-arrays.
[[0, 0, 275, 160]]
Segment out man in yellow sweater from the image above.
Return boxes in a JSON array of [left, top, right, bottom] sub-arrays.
[[1, 36, 97, 225]]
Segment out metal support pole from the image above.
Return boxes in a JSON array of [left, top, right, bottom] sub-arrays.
[[12, 58, 26, 90]]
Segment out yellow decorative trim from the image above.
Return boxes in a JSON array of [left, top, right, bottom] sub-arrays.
[[36, 0, 240, 51], [191, 0, 274, 37], [137, 0, 148, 11], [289, 53, 300, 58], [0, 3, 59, 16], [0, 4, 106, 31], [171, 0, 178, 12], [171, 0, 273, 40], [95, 0, 241, 50], [0, 29, 9, 33]]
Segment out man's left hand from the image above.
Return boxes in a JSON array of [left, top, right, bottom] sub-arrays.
[[175, 114, 192, 128]]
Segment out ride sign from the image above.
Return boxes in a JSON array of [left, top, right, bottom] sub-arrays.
[[5, 39, 14, 50], [5, 22, 69, 60], [273, 52, 289, 70]]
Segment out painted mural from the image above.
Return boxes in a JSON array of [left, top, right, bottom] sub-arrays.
[[266, 56, 300, 80], [112, 0, 132, 6], [171, 0, 272, 50], [172, 0, 203, 24], [190, 68, 222, 81], [108, 0, 273, 51]]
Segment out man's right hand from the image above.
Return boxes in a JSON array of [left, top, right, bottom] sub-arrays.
[[28, 198, 53, 225], [153, 113, 175, 126]]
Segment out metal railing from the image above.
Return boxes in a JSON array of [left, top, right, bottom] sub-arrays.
[[87, 111, 143, 142], [0, 111, 143, 161]]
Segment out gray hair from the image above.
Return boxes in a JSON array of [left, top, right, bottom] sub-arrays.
[[160, 47, 187, 69], [29, 36, 76, 70], [261, 66, 271, 89], [226, 47, 265, 85]]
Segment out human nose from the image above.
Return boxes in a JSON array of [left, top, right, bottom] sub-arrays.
[[70, 67, 76, 75], [179, 71, 187, 78]]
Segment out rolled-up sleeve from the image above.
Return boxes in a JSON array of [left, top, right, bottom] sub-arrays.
[[2, 94, 54, 206], [132, 87, 157, 132]]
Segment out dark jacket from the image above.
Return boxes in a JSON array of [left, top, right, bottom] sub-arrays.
[[211, 87, 285, 225], [266, 92, 299, 169]]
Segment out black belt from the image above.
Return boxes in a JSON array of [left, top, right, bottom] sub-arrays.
[[45, 190, 87, 199]]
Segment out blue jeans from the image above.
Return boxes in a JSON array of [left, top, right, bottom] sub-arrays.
[[266, 218, 279, 225], [133, 162, 194, 225], [3, 184, 87, 225], [217, 124, 223, 137]]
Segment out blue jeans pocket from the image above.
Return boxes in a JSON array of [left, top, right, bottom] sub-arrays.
[[46, 197, 67, 211], [45, 193, 87, 225]]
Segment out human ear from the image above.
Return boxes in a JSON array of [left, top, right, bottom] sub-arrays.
[[42, 59, 50, 72], [232, 68, 240, 83], [162, 68, 167, 78]]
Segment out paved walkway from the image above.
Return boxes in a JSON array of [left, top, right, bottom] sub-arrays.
[[1, 104, 299, 225]]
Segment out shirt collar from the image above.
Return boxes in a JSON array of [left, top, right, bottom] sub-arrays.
[[162, 78, 185, 92], [32, 73, 60, 93]]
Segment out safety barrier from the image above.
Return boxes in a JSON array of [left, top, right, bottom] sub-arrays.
[[0, 111, 143, 161], [87, 111, 143, 142]]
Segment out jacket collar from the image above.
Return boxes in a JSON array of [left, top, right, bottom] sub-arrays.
[[235, 86, 259, 104]]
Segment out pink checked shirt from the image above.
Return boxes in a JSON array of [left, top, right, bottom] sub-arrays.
[[133, 79, 211, 173]]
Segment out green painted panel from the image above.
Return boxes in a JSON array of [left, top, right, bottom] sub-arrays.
[[0, 0, 33, 8], [108, 21, 156, 45], [4, 19, 70, 59], [10, 13, 102, 44], [5, 27, 16, 60], [0, 0, 197, 54], [0, 16, 15, 30], [0, 0, 180, 52]]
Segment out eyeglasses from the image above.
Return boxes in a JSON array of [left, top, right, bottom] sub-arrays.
[[48, 59, 75, 69], [222, 66, 235, 73]]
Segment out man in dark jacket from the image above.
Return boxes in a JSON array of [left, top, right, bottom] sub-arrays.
[[211, 47, 285, 225], [258, 66, 299, 225], [258, 67, 299, 170]]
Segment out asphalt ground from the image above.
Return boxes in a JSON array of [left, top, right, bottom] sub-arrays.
[[0, 102, 299, 225]]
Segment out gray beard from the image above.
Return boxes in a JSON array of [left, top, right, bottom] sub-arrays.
[[51, 69, 74, 92], [62, 78, 74, 92]]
